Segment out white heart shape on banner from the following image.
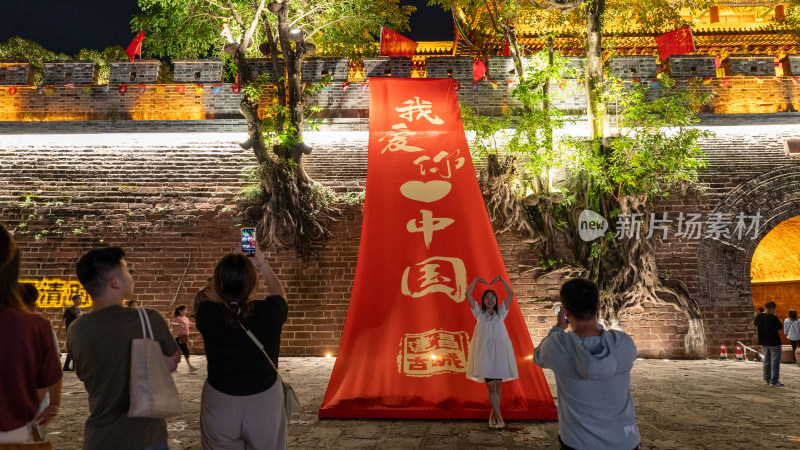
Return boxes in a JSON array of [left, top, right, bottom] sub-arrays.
[[400, 180, 452, 203]]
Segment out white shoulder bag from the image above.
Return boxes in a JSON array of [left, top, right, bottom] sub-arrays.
[[128, 308, 182, 418]]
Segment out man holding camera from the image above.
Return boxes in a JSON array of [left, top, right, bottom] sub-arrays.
[[533, 279, 641, 450]]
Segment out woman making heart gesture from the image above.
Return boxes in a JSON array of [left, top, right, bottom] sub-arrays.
[[465, 276, 518, 430]]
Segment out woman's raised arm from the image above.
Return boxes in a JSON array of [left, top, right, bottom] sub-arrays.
[[493, 277, 514, 313], [252, 242, 285, 299]]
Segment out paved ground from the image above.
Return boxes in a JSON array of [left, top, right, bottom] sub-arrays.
[[47, 356, 800, 449]]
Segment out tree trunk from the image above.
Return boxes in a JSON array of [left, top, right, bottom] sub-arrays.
[[597, 194, 706, 358], [236, 5, 334, 259], [538, 37, 555, 260], [584, 0, 608, 142], [233, 49, 268, 164]]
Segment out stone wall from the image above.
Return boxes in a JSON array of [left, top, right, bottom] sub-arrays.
[[3, 55, 800, 120], [363, 57, 412, 78], [426, 57, 474, 81], [723, 54, 776, 77], [4, 76, 800, 121], [3, 54, 800, 358], [174, 60, 224, 84], [42, 61, 98, 86], [665, 55, 717, 78], [301, 57, 349, 82], [3, 122, 800, 358], [108, 60, 161, 84], [609, 55, 658, 79], [0, 62, 33, 85]]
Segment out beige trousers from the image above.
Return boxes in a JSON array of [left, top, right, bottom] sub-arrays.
[[0, 423, 32, 443], [200, 381, 287, 450]]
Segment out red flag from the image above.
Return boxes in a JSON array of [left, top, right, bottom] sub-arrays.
[[654, 27, 695, 62], [380, 28, 417, 57], [318, 78, 558, 420], [503, 42, 511, 57], [125, 31, 145, 62]]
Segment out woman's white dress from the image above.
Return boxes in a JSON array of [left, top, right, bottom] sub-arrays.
[[466, 295, 518, 382]]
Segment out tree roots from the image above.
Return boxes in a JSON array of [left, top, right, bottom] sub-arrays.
[[478, 154, 536, 237], [245, 159, 337, 260]]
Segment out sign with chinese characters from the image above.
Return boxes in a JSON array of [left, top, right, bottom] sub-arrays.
[[319, 78, 557, 420], [397, 329, 469, 377], [19, 278, 93, 309]]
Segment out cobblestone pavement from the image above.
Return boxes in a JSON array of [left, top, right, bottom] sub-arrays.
[[48, 356, 800, 449]]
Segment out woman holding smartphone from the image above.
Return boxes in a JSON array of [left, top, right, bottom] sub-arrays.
[[196, 234, 288, 450]]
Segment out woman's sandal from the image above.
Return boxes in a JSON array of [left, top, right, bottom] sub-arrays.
[[489, 412, 504, 429]]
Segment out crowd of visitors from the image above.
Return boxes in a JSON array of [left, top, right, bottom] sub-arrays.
[[4, 216, 799, 449], [0, 223, 289, 449]]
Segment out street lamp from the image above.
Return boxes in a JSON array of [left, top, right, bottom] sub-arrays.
[[288, 29, 304, 43]]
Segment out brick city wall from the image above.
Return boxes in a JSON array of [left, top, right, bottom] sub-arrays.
[[3, 122, 800, 358], [3, 55, 800, 121], [3, 54, 800, 358]]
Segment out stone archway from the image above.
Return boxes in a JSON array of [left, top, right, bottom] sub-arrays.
[[697, 165, 800, 350], [750, 216, 800, 327]]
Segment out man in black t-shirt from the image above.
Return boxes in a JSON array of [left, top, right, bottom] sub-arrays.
[[57, 295, 83, 371], [754, 301, 784, 387]]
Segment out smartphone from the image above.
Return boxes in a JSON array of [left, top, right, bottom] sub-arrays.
[[241, 228, 256, 257]]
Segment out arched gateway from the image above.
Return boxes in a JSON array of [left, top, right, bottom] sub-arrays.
[[697, 164, 800, 351]]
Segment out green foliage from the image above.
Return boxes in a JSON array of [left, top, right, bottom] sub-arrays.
[[342, 191, 365, 205], [133, 0, 413, 61], [243, 73, 275, 101], [460, 105, 509, 157], [576, 74, 714, 200], [508, 47, 577, 177], [222, 53, 238, 83], [240, 184, 264, 202]]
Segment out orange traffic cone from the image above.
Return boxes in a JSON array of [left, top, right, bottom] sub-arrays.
[[735, 344, 744, 361], [719, 343, 728, 360]]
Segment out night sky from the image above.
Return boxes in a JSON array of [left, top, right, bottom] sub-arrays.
[[0, 0, 452, 56]]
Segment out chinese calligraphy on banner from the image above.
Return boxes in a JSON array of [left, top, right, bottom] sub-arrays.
[[318, 78, 557, 420]]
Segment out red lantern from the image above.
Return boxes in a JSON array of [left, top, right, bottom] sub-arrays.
[[472, 61, 486, 81]]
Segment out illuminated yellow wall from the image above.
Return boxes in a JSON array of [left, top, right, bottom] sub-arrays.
[[751, 216, 800, 341]]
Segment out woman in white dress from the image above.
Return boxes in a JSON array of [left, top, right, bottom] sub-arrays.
[[465, 276, 519, 429]]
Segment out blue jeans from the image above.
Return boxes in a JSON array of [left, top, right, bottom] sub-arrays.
[[138, 440, 168, 450], [762, 345, 782, 384]]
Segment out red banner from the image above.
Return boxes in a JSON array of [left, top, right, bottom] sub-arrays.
[[318, 78, 557, 420], [654, 27, 695, 62], [380, 28, 418, 58]]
